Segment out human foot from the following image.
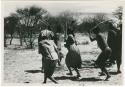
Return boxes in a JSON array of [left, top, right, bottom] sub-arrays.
[[66, 73, 73, 75], [104, 75, 111, 81]]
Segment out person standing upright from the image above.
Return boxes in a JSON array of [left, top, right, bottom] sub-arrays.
[[38, 26, 55, 72]]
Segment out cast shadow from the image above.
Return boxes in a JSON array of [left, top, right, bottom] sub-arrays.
[[25, 70, 42, 73], [54, 76, 102, 81], [109, 71, 119, 75], [79, 77, 102, 81]]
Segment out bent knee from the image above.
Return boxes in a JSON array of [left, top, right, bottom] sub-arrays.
[[105, 47, 112, 57]]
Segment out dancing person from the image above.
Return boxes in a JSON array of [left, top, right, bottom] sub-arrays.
[[39, 37, 59, 84], [38, 26, 55, 72], [115, 23, 122, 73], [107, 23, 118, 64], [89, 27, 112, 81], [107, 23, 122, 73], [64, 34, 82, 78]]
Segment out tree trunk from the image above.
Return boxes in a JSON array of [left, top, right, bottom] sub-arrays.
[[18, 31, 23, 46], [20, 37, 23, 46], [4, 35, 7, 47], [9, 34, 13, 45], [29, 30, 33, 49], [24, 37, 28, 47], [30, 41, 33, 49]]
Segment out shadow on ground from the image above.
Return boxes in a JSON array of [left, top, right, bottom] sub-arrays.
[[54, 76, 102, 81], [25, 70, 42, 73], [109, 71, 119, 75]]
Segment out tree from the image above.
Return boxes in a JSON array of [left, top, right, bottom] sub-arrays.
[[113, 6, 122, 22], [4, 18, 8, 47], [78, 13, 108, 33], [57, 11, 77, 40], [4, 15, 18, 46], [16, 6, 48, 48]]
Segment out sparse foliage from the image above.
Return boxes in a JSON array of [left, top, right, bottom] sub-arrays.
[[4, 5, 122, 49], [16, 6, 48, 48], [4, 15, 18, 46]]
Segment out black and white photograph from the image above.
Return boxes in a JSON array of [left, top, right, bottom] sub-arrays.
[[1, 0, 124, 86]]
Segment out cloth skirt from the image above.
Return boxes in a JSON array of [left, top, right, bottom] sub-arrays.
[[43, 58, 58, 77], [65, 44, 82, 68]]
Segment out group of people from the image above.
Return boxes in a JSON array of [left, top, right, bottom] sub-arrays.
[[38, 22, 122, 84]]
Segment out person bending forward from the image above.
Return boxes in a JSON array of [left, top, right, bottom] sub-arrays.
[[89, 27, 112, 81]]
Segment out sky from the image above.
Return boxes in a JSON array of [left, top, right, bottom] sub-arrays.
[[2, 1, 123, 17]]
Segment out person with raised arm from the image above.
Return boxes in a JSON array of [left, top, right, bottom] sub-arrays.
[[89, 27, 112, 81]]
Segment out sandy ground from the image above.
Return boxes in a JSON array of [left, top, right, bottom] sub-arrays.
[[3, 34, 123, 86]]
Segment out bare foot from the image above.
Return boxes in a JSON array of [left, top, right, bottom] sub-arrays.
[[117, 70, 121, 74], [104, 75, 111, 81], [99, 72, 105, 76], [76, 74, 81, 78], [54, 81, 58, 84], [76, 76, 82, 80], [66, 73, 73, 75], [43, 82, 46, 84]]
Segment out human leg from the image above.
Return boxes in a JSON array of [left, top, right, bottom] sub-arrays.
[[48, 76, 58, 84], [97, 51, 111, 80], [66, 66, 73, 75], [74, 68, 81, 77], [43, 73, 47, 83], [116, 58, 121, 73], [101, 67, 111, 81], [41, 58, 44, 72]]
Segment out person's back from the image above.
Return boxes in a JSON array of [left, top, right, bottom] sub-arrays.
[[39, 40, 58, 60], [39, 40, 58, 84], [96, 33, 108, 51], [89, 27, 111, 81], [107, 30, 117, 49], [38, 29, 54, 53]]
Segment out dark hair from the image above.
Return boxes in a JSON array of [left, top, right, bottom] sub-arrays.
[[41, 36, 48, 40], [93, 27, 100, 34], [67, 34, 75, 44]]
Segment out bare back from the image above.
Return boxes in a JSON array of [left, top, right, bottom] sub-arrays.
[[96, 33, 108, 51]]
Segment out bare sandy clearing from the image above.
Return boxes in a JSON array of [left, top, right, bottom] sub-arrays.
[[3, 34, 122, 86]]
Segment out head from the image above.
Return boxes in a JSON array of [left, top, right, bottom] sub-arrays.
[[67, 34, 75, 44], [41, 36, 48, 40], [92, 27, 100, 34]]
